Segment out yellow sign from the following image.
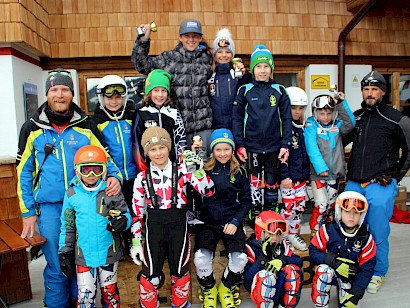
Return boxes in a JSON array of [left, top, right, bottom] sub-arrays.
[[311, 75, 330, 89]]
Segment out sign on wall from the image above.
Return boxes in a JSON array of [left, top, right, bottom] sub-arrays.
[[23, 82, 38, 121], [311, 75, 330, 89]]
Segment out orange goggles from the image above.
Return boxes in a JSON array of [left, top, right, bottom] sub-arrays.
[[260, 220, 289, 235], [340, 198, 367, 213], [75, 163, 106, 177]]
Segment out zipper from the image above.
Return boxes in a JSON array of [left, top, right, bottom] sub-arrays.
[[116, 120, 129, 180], [360, 113, 372, 179]]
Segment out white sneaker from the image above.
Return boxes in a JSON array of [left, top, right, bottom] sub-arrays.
[[288, 233, 307, 251], [367, 275, 384, 294]]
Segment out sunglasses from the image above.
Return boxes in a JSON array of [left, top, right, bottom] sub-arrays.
[[102, 85, 127, 97], [75, 163, 106, 177], [259, 220, 289, 235], [340, 198, 367, 213], [361, 77, 382, 88], [312, 95, 336, 109], [48, 69, 72, 78]]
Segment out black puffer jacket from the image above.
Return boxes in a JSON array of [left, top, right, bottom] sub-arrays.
[[131, 38, 213, 135], [344, 99, 410, 182]]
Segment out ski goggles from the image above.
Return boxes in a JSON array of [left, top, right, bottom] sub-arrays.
[[260, 220, 289, 235], [48, 69, 72, 78], [361, 76, 383, 88], [312, 95, 336, 109], [101, 85, 127, 97], [75, 163, 106, 177], [339, 198, 367, 213]]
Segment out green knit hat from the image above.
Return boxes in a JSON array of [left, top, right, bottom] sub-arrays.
[[145, 69, 172, 94], [250, 44, 274, 75]]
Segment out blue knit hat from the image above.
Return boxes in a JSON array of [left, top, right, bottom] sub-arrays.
[[210, 128, 235, 151], [250, 44, 274, 75]]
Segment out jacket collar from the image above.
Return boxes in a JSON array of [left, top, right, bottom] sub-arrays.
[[32, 101, 86, 129]]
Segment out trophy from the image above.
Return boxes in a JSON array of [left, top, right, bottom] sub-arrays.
[[232, 58, 243, 79], [137, 21, 157, 38], [329, 84, 340, 100]]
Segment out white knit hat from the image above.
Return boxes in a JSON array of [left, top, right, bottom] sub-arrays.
[[212, 28, 235, 57]]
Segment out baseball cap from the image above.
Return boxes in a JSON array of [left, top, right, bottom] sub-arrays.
[[179, 19, 203, 35]]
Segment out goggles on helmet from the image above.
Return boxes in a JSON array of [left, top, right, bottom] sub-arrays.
[[361, 76, 383, 88], [75, 163, 106, 177], [48, 69, 72, 78], [312, 95, 336, 109], [260, 219, 288, 236], [340, 198, 367, 213], [100, 85, 127, 97]]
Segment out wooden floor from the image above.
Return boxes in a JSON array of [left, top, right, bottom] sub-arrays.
[[11, 222, 410, 308]]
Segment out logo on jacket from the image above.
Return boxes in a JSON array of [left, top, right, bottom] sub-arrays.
[[67, 134, 78, 146], [144, 120, 158, 128], [270, 95, 276, 106], [291, 136, 299, 149], [209, 83, 216, 96], [353, 240, 362, 252]]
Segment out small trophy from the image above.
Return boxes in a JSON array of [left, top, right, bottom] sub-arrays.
[[329, 84, 340, 100], [232, 58, 243, 79], [137, 21, 157, 38]]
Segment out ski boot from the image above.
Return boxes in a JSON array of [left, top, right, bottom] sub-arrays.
[[198, 285, 218, 308], [218, 282, 241, 308]]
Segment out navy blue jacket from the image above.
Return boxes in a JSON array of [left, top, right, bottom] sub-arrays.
[[309, 221, 376, 298], [281, 121, 310, 181], [244, 235, 302, 293], [232, 79, 292, 153], [209, 63, 251, 130], [200, 163, 251, 227]]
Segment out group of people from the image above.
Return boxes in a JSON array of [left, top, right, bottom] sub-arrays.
[[16, 17, 410, 308]]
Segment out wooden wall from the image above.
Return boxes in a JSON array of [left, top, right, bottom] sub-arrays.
[[0, 0, 409, 59]]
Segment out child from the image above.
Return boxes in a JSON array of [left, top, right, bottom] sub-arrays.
[[133, 69, 187, 170], [309, 191, 376, 308], [193, 128, 251, 308], [280, 87, 310, 251], [93, 74, 138, 253], [244, 211, 303, 308], [59, 145, 131, 307], [304, 93, 355, 236], [232, 44, 293, 223], [130, 126, 214, 308], [209, 28, 248, 130], [132, 19, 213, 150]]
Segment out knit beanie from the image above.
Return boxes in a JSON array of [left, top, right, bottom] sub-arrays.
[[250, 45, 274, 75], [210, 128, 235, 151], [145, 69, 172, 95], [45, 69, 74, 95], [212, 28, 235, 57], [361, 71, 387, 92], [141, 126, 172, 154]]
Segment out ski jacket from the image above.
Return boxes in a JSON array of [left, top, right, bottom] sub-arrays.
[[132, 39, 213, 135], [304, 100, 355, 181], [16, 102, 122, 218], [208, 63, 251, 130], [92, 104, 138, 180], [243, 235, 302, 293], [344, 99, 410, 183], [131, 160, 214, 239], [200, 163, 251, 227], [232, 79, 292, 153], [133, 104, 187, 171], [309, 221, 376, 297], [281, 122, 310, 181], [59, 178, 131, 268]]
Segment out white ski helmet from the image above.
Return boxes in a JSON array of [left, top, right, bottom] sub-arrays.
[[286, 86, 308, 127], [96, 75, 128, 120], [335, 191, 368, 237]]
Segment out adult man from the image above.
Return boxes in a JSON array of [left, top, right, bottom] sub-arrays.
[[344, 71, 410, 294], [16, 69, 122, 308]]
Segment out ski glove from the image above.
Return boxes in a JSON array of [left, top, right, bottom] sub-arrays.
[[130, 238, 143, 265], [332, 257, 358, 281], [340, 292, 360, 308], [59, 251, 76, 279], [265, 259, 283, 275], [107, 215, 128, 232], [183, 150, 204, 170]]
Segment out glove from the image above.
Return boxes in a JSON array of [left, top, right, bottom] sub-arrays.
[[265, 259, 283, 274], [374, 175, 392, 187], [332, 257, 358, 281], [237, 147, 246, 160], [340, 292, 360, 308], [130, 238, 143, 265], [59, 251, 76, 279], [183, 151, 204, 170], [193, 169, 206, 179], [107, 215, 128, 232], [261, 236, 273, 256]]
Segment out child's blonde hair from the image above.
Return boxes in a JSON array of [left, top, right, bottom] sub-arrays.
[[204, 153, 241, 178]]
